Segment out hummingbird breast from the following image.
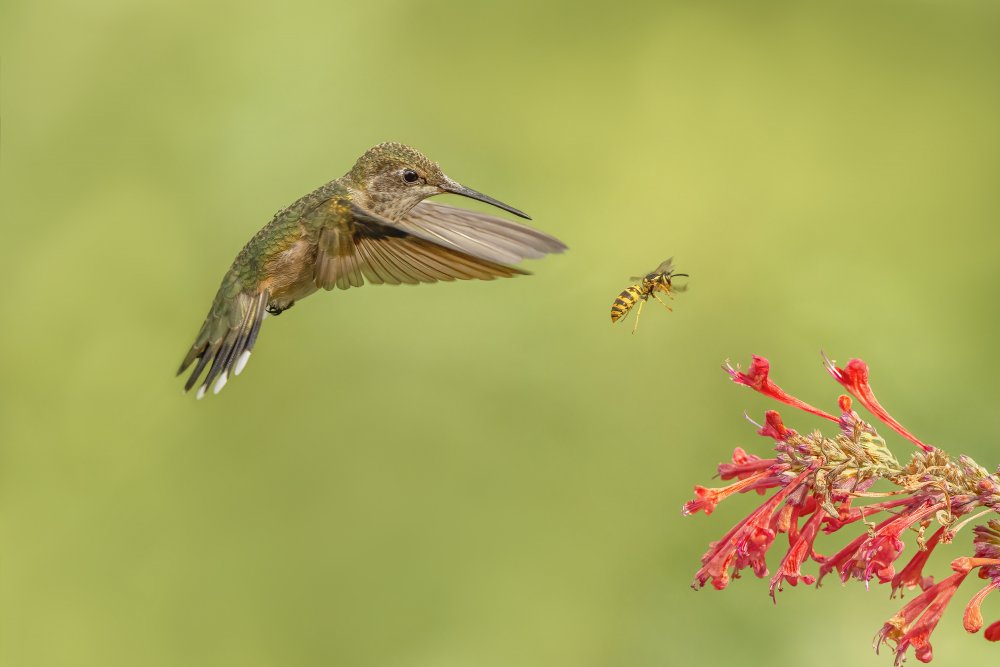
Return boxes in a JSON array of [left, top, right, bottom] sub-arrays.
[[262, 237, 321, 309]]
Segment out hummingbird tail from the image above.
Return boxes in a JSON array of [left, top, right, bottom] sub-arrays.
[[178, 287, 270, 399]]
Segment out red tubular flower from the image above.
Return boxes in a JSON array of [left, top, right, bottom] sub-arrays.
[[769, 510, 823, 599], [691, 467, 815, 590], [963, 580, 999, 633], [725, 356, 837, 422], [824, 357, 933, 452], [951, 556, 1000, 574], [823, 497, 919, 535], [820, 513, 900, 584], [973, 521, 1000, 580], [683, 469, 776, 516], [861, 503, 945, 585], [875, 571, 970, 665], [986, 621, 1000, 642], [757, 410, 794, 441], [821, 501, 944, 587], [860, 533, 906, 586], [717, 447, 776, 482], [891, 526, 947, 596]]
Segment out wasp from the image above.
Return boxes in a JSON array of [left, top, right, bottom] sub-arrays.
[[610, 258, 688, 333]]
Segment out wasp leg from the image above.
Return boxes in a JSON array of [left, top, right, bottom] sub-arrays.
[[632, 300, 645, 335], [651, 292, 673, 312]]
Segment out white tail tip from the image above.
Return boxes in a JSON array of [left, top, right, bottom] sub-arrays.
[[212, 371, 228, 395], [234, 350, 251, 376], [195, 385, 207, 400]]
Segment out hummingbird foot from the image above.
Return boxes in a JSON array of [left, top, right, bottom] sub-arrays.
[[266, 301, 294, 316]]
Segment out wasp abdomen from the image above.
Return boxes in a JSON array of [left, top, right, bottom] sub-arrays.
[[610, 285, 644, 322]]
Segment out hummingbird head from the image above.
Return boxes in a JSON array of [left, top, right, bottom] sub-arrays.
[[344, 142, 531, 221]]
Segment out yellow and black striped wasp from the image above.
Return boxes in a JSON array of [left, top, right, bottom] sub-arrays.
[[610, 258, 688, 334]]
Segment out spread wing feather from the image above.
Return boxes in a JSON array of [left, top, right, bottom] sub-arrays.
[[314, 203, 526, 291], [390, 201, 567, 265]]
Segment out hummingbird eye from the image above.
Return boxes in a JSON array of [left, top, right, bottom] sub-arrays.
[[402, 169, 420, 184]]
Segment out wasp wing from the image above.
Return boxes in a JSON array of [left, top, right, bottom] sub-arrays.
[[627, 258, 676, 281], [652, 257, 675, 275]]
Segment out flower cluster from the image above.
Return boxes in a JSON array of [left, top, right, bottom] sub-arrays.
[[684, 355, 1000, 665]]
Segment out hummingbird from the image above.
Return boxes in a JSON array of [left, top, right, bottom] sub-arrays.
[[178, 142, 566, 398]]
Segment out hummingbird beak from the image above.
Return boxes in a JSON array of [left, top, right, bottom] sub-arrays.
[[439, 178, 531, 220]]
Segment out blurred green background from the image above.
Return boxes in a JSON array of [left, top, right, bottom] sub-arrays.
[[3, 0, 1000, 665]]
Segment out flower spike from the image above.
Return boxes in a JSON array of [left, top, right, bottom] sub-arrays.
[[687, 354, 1000, 665]]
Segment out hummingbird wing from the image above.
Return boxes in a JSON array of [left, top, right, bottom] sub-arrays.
[[313, 202, 528, 290], [177, 270, 270, 399], [389, 201, 567, 265]]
